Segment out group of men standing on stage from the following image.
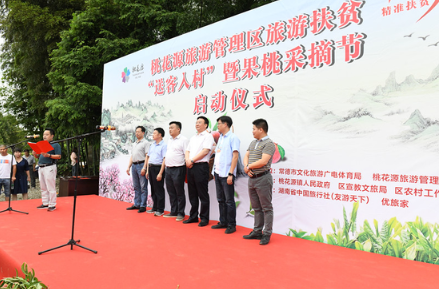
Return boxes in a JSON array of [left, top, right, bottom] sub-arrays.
[[126, 117, 275, 245]]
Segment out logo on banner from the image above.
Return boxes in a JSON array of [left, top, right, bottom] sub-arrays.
[[121, 67, 130, 83]]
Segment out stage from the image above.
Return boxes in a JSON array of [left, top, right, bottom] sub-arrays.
[[0, 195, 438, 288]]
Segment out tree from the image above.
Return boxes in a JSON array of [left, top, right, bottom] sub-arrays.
[[0, 113, 25, 146], [0, 0, 85, 134]]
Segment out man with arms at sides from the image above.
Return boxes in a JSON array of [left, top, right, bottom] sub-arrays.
[[164, 121, 189, 221], [126, 126, 149, 213], [211, 116, 240, 234], [35, 128, 61, 211], [0, 144, 16, 202], [145, 128, 167, 217], [184, 116, 214, 227], [23, 149, 36, 188], [243, 119, 276, 245]]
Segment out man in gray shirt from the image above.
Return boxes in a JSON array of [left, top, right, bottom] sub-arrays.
[[243, 119, 276, 245], [23, 149, 36, 188], [126, 126, 150, 213]]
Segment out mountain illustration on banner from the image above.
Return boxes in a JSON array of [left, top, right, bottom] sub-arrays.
[[28, 141, 54, 154]]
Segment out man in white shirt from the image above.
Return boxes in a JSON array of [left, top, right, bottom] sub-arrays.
[[0, 144, 16, 202], [184, 116, 214, 226], [164, 121, 189, 221]]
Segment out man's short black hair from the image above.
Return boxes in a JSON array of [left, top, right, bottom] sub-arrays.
[[24, 149, 30, 153], [154, 128, 165, 138], [197, 116, 209, 128], [135, 126, 146, 133], [169, 121, 182, 131], [252, 118, 269, 133], [217, 116, 233, 128], [45, 128, 55, 136], [14, 147, 22, 152]]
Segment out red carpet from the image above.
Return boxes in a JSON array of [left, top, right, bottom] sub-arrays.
[[0, 195, 438, 288]]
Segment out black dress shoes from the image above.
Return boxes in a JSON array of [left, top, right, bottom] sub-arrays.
[[126, 205, 139, 210], [225, 225, 236, 234], [198, 220, 209, 227], [243, 230, 263, 240], [183, 218, 199, 224], [211, 222, 228, 229], [259, 235, 271, 245], [138, 207, 146, 213]]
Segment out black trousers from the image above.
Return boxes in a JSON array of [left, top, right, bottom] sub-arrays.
[[149, 165, 166, 213], [187, 162, 210, 221], [165, 165, 187, 217]]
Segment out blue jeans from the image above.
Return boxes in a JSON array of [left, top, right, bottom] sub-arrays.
[[0, 178, 11, 197], [131, 163, 148, 208], [214, 173, 236, 226], [72, 163, 79, 177]]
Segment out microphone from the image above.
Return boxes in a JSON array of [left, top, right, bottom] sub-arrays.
[[25, 134, 40, 139], [96, 125, 116, 131]]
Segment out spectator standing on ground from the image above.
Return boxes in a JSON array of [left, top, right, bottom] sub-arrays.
[[71, 148, 79, 177], [0, 144, 16, 202], [12, 148, 30, 200], [23, 149, 35, 188]]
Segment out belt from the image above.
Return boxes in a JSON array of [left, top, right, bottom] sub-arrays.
[[149, 164, 162, 167], [39, 163, 55, 168], [193, 162, 208, 165], [132, 161, 144, 165], [166, 165, 185, 168], [251, 170, 270, 178]]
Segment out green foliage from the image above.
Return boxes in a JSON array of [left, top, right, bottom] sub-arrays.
[[287, 203, 439, 265], [0, 113, 26, 146], [0, 0, 85, 133], [0, 263, 47, 288]]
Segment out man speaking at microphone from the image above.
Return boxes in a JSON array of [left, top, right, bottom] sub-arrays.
[[35, 128, 61, 211]]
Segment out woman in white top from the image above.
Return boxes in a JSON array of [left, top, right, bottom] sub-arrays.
[[71, 148, 79, 177]]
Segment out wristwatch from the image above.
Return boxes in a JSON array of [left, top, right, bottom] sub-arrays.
[[228, 173, 233, 177]]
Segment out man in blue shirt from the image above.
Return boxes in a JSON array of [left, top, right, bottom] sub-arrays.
[[145, 128, 167, 216], [211, 116, 240, 234], [35, 128, 61, 211]]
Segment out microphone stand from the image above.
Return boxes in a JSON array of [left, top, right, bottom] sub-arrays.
[[38, 130, 105, 255], [0, 139, 31, 215]]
